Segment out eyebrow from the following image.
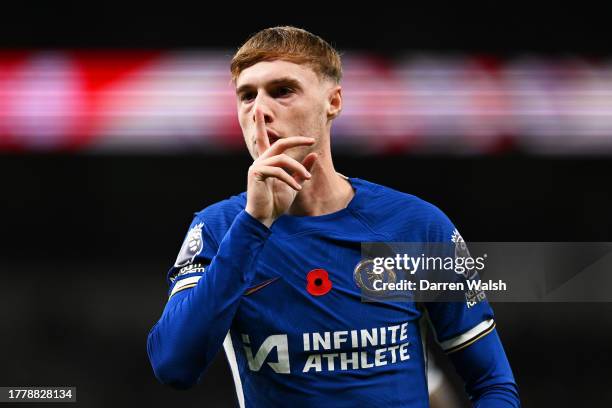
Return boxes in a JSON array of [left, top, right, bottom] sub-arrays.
[[236, 77, 303, 96]]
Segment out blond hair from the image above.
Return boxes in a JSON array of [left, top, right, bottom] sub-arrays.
[[230, 26, 342, 84]]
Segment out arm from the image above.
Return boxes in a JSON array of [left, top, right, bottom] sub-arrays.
[[147, 111, 317, 389], [423, 208, 520, 407], [426, 302, 520, 407], [446, 327, 520, 407], [146, 210, 270, 389]]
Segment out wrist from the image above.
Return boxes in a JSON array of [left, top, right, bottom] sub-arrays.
[[245, 208, 274, 228]]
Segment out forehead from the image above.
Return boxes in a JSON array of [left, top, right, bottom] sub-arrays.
[[235, 60, 319, 88]]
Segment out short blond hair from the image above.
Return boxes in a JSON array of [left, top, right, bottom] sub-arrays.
[[230, 26, 342, 84]]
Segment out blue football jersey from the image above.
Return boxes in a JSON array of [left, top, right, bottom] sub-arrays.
[[147, 177, 519, 407]]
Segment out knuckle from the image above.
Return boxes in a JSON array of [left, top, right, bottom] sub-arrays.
[[248, 165, 263, 178]]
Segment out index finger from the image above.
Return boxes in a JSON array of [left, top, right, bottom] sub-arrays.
[[260, 136, 316, 159], [255, 108, 270, 157]]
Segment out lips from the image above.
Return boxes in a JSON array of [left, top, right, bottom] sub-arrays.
[[253, 129, 281, 148], [267, 129, 280, 145]]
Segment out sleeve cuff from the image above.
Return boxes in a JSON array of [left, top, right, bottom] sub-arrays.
[[233, 210, 272, 239]]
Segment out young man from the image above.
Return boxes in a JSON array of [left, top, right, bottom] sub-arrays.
[[147, 26, 520, 407]]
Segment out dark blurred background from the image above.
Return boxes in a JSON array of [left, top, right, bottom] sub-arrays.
[[1, 5, 611, 407]]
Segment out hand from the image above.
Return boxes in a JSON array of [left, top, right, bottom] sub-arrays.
[[245, 109, 318, 227]]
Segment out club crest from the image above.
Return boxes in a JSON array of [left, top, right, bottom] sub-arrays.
[[353, 258, 397, 295]]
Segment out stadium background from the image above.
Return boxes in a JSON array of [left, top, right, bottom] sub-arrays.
[[1, 6, 611, 407]]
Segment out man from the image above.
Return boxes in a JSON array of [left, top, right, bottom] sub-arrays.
[[147, 26, 520, 407]]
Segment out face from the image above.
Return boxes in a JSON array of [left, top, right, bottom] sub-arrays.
[[235, 60, 341, 161]]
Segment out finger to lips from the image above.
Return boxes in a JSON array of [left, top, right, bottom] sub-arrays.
[[254, 108, 270, 156], [259, 136, 315, 159]]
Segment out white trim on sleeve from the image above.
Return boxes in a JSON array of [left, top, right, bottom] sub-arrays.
[[439, 319, 496, 353], [169, 275, 201, 298]]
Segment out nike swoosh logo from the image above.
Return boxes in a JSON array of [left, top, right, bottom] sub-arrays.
[[244, 277, 280, 296]]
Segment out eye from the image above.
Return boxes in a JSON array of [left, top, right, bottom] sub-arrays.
[[273, 86, 294, 98], [240, 91, 256, 102]]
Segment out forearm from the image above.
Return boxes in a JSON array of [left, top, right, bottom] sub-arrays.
[[448, 329, 520, 407], [147, 210, 270, 388]]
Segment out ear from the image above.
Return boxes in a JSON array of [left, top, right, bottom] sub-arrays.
[[326, 85, 342, 120]]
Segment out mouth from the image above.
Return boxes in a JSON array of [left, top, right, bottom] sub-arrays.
[[266, 129, 281, 145]]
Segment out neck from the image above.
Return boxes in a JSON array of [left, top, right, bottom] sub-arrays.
[[287, 148, 354, 217]]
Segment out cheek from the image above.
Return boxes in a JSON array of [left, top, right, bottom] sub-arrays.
[[238, 113, 253, 146], [292, 99, 324, 125], [239, 113, 255, 139], [238, 111, 248, 129], [304, 103, 327, 130]]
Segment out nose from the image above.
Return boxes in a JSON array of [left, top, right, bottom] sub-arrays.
[[252, 94, 273, 124]]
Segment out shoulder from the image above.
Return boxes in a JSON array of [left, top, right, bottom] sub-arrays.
[[192, 192, 247, 243], [351, 178, 456, 242]]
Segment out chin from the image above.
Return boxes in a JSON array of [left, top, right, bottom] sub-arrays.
[[286, 146, 310, 163]]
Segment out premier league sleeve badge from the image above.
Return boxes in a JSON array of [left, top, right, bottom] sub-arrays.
[[174, 222, 205, 268]]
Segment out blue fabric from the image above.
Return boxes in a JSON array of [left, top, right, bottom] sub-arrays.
[[147, 178, 519, 407], [449, 329, 520, 407]]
